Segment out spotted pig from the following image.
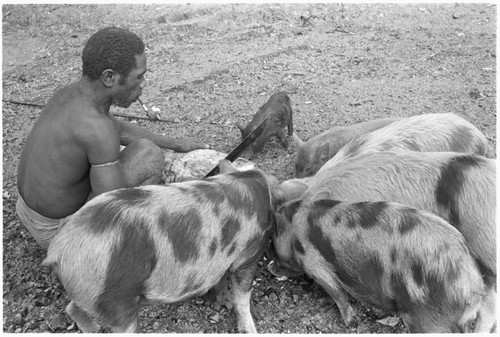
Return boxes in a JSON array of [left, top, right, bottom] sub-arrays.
[[275, 150, 496, 332], [270, 197, 486, 332], [318, 113, 488, 173], [42, 163, 277, 333], [236, 92, 293, 157]]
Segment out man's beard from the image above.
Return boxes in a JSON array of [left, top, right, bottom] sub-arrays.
[[112, 95, 131, 108]]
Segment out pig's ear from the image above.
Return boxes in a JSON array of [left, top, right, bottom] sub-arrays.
[[273, 179, 309, 204], [314, 190, 331, 200], [318, 143, 331, 163], [218, 160, 238, 174], [292, 132, 304, 148], [273, 211, 287, 236]]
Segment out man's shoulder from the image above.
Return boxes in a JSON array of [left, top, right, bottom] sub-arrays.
[[43, 81, 121, 146], [77, 112, 119, 145]]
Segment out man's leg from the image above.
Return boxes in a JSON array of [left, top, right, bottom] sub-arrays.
[[119, 138, 165, 186]]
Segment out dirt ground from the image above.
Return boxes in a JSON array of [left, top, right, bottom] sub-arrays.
[[2, 3, 496, 333]]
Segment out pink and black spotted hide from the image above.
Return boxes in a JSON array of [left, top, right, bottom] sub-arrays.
[[271, 197, 486, 333], [294, 112, 487, 178], [43, 167, 276, 333], [275, 150, 497, 332], [317, 113, 488, 173]]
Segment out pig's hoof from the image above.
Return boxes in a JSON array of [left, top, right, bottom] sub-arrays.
[[266, 260, 288, 280], [238, 321, 257, 334], [340, 305, 357, 327], [77, 322, 101, 334], [66, 301, 101, 333]]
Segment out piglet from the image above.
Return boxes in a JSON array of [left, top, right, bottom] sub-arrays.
[[271, 197, 487, 333], [236, 92, 293, 157], [42, 161, 277, 333]]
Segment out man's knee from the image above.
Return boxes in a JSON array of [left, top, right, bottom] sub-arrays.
[[120, 139, 165, 186], [122, 139, 163, 165], [141, 139, 163, 164]]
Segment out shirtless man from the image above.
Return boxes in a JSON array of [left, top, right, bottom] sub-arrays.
[[16, 27, 209, 250]]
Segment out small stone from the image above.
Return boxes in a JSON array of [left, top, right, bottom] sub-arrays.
[[209, 313, 220, 323], [14, 313, 24, 325], [66, 322, 76, 331], [39, 321, 50, 331], [212, 302, 221, 312], [50, 313, 68, 330], [35, 298, 51, 307], [301, 318, 311, 326], [319, 297, 330, 305], [377, 316, 400, 327]]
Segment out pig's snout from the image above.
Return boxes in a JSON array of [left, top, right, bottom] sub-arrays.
[[267, 259, 303, 278]]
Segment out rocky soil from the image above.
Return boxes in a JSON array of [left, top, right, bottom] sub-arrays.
[[2, 3, 496, 333]]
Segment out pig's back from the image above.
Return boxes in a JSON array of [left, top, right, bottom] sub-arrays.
[[44, 176, 273, 309]]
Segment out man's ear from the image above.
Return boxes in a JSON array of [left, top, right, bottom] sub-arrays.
[[101, 69, 117, 87]]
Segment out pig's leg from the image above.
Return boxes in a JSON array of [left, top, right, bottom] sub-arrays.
[[287, 115, 293, 136], [104, 295, 141, 333], [475, 287, 497, 333], [231, 264, 257, 333], [275, 129, 289, 149], [66, 301, 100, 333], [311, 276, 357, 326], [111, 319, 138, 333], [207, 272, 232, 308]]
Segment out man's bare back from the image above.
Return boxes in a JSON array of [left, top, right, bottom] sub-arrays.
[[16, 27, 209, 249], [17, 82, 123, 218]]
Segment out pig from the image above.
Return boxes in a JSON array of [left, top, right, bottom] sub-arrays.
[[294, 112, 488, 178], [42, 163, 278, 333], [319, 113, 488, 173], [236, 92, 293, 157], [293, 117, 398, 177], [270, 197, 487, 333], [275, 150, 496, 332]]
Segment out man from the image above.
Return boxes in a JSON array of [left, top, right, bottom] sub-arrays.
[[16, 27, 209, 250]]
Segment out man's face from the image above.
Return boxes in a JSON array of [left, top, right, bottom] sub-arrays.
[[113, 52, 147, 108]]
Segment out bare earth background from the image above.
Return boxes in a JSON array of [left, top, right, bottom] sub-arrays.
[[2, 3, 496, 333]]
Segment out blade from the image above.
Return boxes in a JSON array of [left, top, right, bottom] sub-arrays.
[[203, 116, 268, 178]]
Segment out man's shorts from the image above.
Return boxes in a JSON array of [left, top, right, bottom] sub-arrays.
[[15, 194, 66, 251]]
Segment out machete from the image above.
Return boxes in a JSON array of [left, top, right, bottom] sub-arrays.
[[203, 112, 270, 178]]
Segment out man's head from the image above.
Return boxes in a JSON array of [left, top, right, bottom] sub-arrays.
[[82, 27, 145, 84]]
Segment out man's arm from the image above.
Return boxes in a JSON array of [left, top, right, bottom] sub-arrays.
[[111, 114, 210, 152], [85, 118, 128, 196]]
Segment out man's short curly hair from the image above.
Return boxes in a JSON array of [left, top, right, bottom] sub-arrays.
[[82, 27, 145, 82]]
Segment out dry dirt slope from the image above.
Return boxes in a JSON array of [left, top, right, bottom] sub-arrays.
[[2, 3, 497, 333]]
